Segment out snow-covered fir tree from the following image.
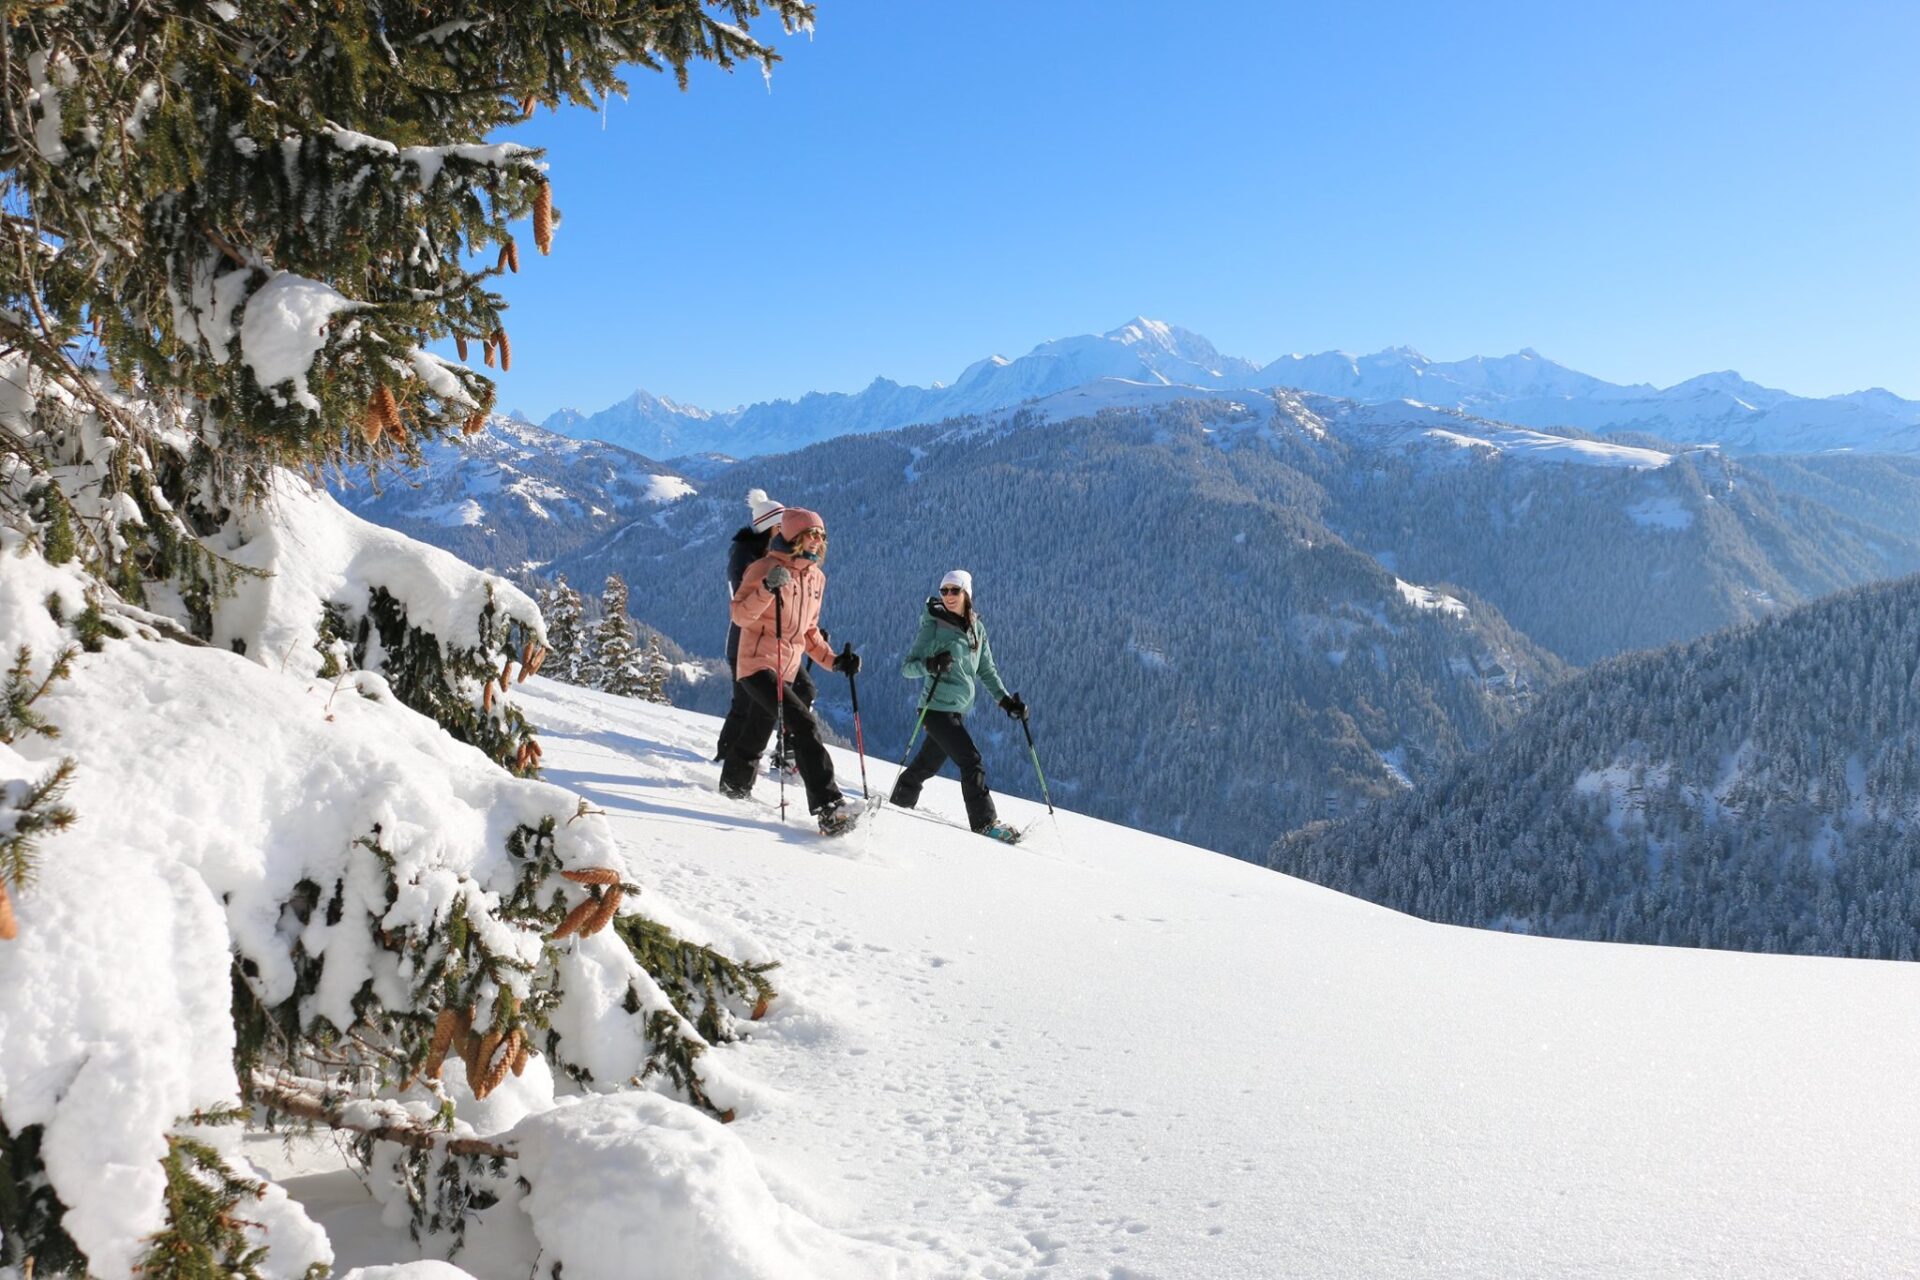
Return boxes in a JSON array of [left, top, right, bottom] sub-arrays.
[[539, 574, 589, 684], [588, 574, 648, 698], [642, 632, 673, 704], [0, 1, 811, 1275]]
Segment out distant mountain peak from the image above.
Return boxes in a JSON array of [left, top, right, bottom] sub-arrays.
[[538, 325, 1918, 461], [1105, 316, 1180, 346]]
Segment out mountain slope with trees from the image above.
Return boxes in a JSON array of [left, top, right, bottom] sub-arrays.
[[557, 399, 1565, 857], [1268, 572, 1920, 959], [333, 415, 692, 573]]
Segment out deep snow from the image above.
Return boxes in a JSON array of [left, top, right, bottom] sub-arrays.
[[271, 679, 1920, 1279]]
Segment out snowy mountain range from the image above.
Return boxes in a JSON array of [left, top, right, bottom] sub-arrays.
[[538, 318, 1920, 459], [347, 391, 1920, 859], [332, 414, 693, 572]]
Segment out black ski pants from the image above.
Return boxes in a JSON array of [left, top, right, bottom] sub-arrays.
[[718, 667, 842, 814], [714, 624, 749, 763], [890, 710, 996, 832]]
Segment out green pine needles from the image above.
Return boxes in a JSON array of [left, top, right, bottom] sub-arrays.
[[346, 586, 543, 776], [134, 1108, 331, 1280], [0, 1120, 86, 1277], [4, 0, 815, 1271]]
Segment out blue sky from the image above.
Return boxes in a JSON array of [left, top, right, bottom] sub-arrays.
[[484, 1, 1919, 419]]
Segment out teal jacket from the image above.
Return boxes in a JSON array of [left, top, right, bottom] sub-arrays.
[[900, 598, 1010, 715]]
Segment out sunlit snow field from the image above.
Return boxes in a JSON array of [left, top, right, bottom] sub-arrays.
[[274, 679, 1920, 1279]]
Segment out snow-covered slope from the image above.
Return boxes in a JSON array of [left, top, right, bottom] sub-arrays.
[[539, 321, 1920, 459], [277, 681, 1920, 1279], [1008, 382, 1680, 470]]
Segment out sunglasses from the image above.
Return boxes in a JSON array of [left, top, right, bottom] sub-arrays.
[[939, 586, 966, 595], [795, 527, 826, 542]]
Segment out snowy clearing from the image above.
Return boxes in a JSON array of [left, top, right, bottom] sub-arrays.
[[274, 680, 1920, 1279]]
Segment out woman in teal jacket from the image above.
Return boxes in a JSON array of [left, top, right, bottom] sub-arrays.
[[890, 570, 1027, 843]]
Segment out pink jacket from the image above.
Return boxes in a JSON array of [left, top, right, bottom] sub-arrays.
[[731, 549, 834, 682]]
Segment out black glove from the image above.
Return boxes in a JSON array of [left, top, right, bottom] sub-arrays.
[[762, 564, 791, 593], [924, 651, 953, 676], [999, 693, 1028, 721], [833, 648, 861, 676]]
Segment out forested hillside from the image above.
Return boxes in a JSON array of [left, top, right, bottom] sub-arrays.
[[559, 400, 1561, 856], [1268, 573, 1920, 959], [1317, 437, 1920, 665], [353, 389, 1920, 860]]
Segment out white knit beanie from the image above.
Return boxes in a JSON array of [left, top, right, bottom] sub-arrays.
[[747, 488, 785, 534], [940, 569, 973, 598]]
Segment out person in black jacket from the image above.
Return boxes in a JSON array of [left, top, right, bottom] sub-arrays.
[[714, 490, 788, 765]]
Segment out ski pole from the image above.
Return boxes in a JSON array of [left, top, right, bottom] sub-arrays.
[[773, 590, 787, 821], [841, 641, 871, 801], [1018, 713, 1054, 815], [893, 666, 947, 778]]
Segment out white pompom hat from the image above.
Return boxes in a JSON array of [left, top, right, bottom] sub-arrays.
[[940, 569, 973, 598], [746, 488, 786, 534]]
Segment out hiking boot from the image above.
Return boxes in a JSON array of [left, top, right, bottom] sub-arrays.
[[718, 780, 754, 801], [976, 820, 1021, 845], [816, 800, 860, 837]]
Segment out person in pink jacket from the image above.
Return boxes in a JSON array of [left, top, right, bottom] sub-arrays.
[[719, 507, 862, 834]]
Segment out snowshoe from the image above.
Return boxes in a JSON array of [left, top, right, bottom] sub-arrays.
[[976, 820, 1021, 845], [769, 746, 799, 781], [816, 800, 862, 837]]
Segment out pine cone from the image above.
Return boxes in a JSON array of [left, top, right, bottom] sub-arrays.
[[482, 337, 496, 369], [581, 886, 622, 936], [560, 867, 620, 886], [0, 880, 17, 942], [551, 897, 598, 939], [533, 182, 554, 255], [519, 95, 536, 119], [499, 655, 514, 690], [528, 645, 548, 676], [426, 1007, 471, 1081], [474, 1030, 517, 1099], [511, 1035, 531, 1077], [455, 334, 469, 361], [506, 241, 520, 274], [482, 681, 495, 713], [496, 328, 512, 372], [372, 384, 403, 438], [360, 397, 384, 445], [750, 992, 772, 1021], [463, 411, 487, 435], [518, 640, 537, 679]]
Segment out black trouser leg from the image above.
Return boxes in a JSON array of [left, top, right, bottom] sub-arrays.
[[896, 711, 996, 831], [715, 680, 754, 763], [890, 732, 949, 809], [718, 678, 773, 795], [734, 669, 841, 814]]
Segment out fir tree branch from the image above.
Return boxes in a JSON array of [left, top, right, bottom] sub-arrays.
[[245, 1074, 514, 1159]]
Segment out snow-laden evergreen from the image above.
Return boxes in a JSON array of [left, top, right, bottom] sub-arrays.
[[0, 487, 794, 1277], [0, 1, 815, 1273]]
